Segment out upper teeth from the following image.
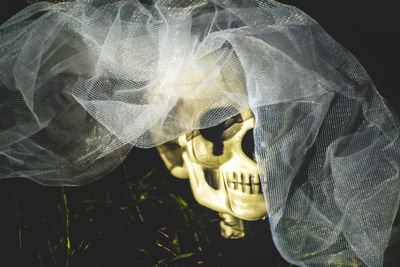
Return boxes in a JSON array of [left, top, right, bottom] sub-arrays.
[[224, 172, 262, 194]]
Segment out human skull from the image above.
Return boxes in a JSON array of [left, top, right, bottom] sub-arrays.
[[157, 109, 267, 222], [153, 47, 267, 237]]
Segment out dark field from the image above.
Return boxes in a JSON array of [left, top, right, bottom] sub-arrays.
[[0, 148, 289, 266]]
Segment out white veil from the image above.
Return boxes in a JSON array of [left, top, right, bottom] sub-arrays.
[[1, 1, 399, 265]]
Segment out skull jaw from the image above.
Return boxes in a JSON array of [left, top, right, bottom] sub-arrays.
[[183, 152, 267, 221], [226, 189, 267, 221]]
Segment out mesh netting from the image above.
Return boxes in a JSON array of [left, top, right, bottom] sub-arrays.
[[1, 0, 399, 266]]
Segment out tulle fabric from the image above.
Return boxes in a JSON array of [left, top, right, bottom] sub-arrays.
[[1, 0, 399, 266]]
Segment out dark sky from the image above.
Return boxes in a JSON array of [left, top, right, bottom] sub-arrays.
[[280, 0, 399, 112]]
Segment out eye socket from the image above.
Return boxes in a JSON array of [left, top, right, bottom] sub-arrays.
[[199, 123, 225, 155], [189, 132, 229, 166], [198, 113, 243, 156], [199, 122, 226, 142], [199, 113, 243, 140], [187, 108, 253, 166], [242, 129, 256, 161]]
